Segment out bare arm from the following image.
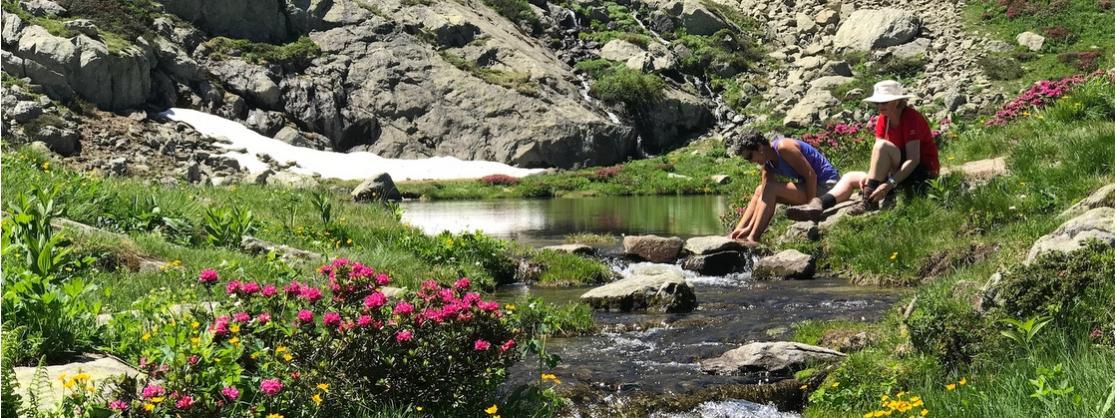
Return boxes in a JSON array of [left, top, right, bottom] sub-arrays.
[[893, 140, 921, 183]]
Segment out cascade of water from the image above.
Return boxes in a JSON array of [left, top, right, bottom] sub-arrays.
[[630, 11, 670, 46], [578, 73, 622, 124]]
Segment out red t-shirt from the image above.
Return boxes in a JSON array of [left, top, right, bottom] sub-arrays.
[[875, 107, 940, 175]]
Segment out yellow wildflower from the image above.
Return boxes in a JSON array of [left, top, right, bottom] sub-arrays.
[[73, 373, 91, 382], [959, 377, 967, 385], [921, 409, 928, 416], [504, 304, 516, 311], [889, 252, 898, 261], [228, 336, 240, 345], [317, 383, 330, 392], [541, 373, 561, 384], [41, 161, 50, 171], [230, 324, 241, 334], [831, 382, 839, 388], [416, 406, 424, 411], [276, 345, 288, 353], [142, 332, 152, 341], [62, 379, 76, 389], [84, 383, 95, 392], [151, 396, 165, 403], [143, 403, 155, 412], [266, 413, 284, 418], [312, 394, 323, 405], [250, 352, 260, 360], [191, 321, 200, 329], [945, 383, 956, 391], [283, 353, 293, 362], [346, 238, 353, 245], [485, 404, 499, 414], [191, 336, 201, 346]]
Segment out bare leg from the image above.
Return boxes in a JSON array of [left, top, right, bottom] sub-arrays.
[[730, 184, 763, 238], [828, 171, 867, 204], [869, 140, 902, 182], [746, 179, 807, 242]]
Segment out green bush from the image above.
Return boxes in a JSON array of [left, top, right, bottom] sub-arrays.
[[905, 291, 994, 366], [590, 65, 665, 108], [204, 36, 322, 66], [673, 29, 757, 76], [481, 0, 540, 32], [992, 240, 1115, 338], [531, 249, 612, 286], [979, 54, 1025, 80]]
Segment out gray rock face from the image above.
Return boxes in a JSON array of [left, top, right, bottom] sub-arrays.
[[9, 100, 43, 122], [783, 88, 838, 128], [833, 8, 921, 51], [245, 109, 287, 137], [423, 14, 479, 47], [160, 0, 289, 43], [700, 341, 845, 376], [273, 126, 328, 150], [241, 235, 321, 261], [266, 170, 319, 188], [651, 0, 729, 36], [1026, 207, 1114, 264], [351, 172, 402, 202], [32, 123, 80, 156], [682, 250, 746, 276], [542, 244, 595, 256], [63, 19, 99, 38], [1061, 184, 1115, 217], [15, 354, 143, 412], [781, 221, 819, 242], [14, 26, 152, 110], [18, 0, 65, 16], [580, 264, 697, 313], [1016, 31, 1045, 51], [754, 249, 815, 280], [684, 236, 746, 255], [890, 37, 930, 59], [208, 59, 282, 110], [599, 39, 646, 63], [624, 235, 684, 263]]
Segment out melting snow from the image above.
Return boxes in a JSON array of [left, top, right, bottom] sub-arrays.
[[161, 108, 547, 181]]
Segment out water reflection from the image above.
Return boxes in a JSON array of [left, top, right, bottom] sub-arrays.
[[400, 195, 730, 247]]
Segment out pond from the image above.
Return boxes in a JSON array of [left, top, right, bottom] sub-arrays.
[[400, 195, 733, 248]]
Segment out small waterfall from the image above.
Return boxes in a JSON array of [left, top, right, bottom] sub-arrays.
[[684, 74, 733, 126], [578, 73, 622, 124], [631, 11, 670, 46]]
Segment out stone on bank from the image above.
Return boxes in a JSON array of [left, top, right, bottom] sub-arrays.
[[580, 264, 697, 313]]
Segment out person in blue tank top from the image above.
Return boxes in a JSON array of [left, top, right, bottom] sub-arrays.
[[725, 130, 841, 247]]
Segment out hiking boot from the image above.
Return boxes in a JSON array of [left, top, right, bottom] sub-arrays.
[[847, 188, 879, 216], [786, 197, 825, 222]]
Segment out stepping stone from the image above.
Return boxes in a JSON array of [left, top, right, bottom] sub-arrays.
[[1026, 207, 1114, 264], [580, 264, 696, 313], [682, 250, 747, 276], [754, 249, 816, 280], [700, 341, 845, 376], [623, 235, 684, 263], [684, 236, 746, 255]]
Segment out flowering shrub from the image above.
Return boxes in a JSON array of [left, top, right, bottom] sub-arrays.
[[591, 165, 622, 181], [97, 259, 522, 416], [986, 73, 1093, 125], [480, 174, 520, 186], [1058, 51, 1103, 72]]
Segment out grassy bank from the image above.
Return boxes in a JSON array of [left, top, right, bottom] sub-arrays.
[[789, 75, 1115, 416]]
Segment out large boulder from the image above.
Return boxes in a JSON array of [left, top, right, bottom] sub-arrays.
[[19, 0, 65, 16], [684, 236, 747, 255], [580, 264, 697, 313], [754, 249, 816, 280], [700, 341, 845, 376], [31, 122, 81, 156], [599, 39, 648, 70], [833, 8, 921, 51], [682, 250, 746, 276], [207, 59, 282, 110], [351, 172, 402, 202], [1026, 207, 1114, 264], [623, 235, 684, 263], [14, 26, 152, 110], [1061, 184, 1115, 217], [1016, 31, 1045, 51], [783, 88, 838, 128], [641, 87, 715, 154], [159, 0, 289, 43]]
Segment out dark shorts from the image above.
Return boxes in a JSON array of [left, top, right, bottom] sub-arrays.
[[897, 164, 937, 194]]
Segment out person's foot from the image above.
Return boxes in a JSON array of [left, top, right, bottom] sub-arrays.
[[847, 188, 879, 216], [786, 197, 825, 222], [738, 238, 761, 248]]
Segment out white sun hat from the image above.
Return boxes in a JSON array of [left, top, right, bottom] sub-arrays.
[[862, 80, 917, 103]]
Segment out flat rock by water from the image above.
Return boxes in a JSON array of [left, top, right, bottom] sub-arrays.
[[624, 235, 684, 263], [684, 236, 747, 255], [754, 250, 815, 280], [700, 341, 845, 376], [580, 264, 696, 313], [682, 250, 747, 276]]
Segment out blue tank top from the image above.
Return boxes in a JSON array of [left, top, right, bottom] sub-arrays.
[[765, 138, 840, 185]]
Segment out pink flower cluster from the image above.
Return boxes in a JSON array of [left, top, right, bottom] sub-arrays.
[[800, 121, 872, 149], [198, 268, 219, 285], [986, 73, 1094, 126], [319, 258, 389, 302]]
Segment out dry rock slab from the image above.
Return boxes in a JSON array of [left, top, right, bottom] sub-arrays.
[[1026, 207, 1114, 264], [700, 341, 845, 376], [1060, 183, 1114, 217], [623, 234, 684, 263], [542, 244, 595, 256], [833, 8, 921, 51], [684, 236, 746, 255], [754, 249, 816, 280], [15, 354, 143, 411], [580, 264, 696, 313]]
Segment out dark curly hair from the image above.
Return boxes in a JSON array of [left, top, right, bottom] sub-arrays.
[[725, 130, 768, 157]]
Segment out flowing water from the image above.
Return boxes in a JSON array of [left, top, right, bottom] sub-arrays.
[[400, 196, 900, 416]]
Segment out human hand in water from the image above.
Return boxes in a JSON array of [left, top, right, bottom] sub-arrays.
[[729, 227, 749, 240]]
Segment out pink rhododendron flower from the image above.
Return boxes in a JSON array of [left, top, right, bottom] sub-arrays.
[[297, 310, 315, 325], [301, 287, 324, 303], [474, 339, 491, 351], [233, 312, 251, 323], [363, 291, 387, 309], [420, 279, 439, 293], [109, 400, 129, 411], [198, 269, 219, 285], [211, 316, 231, 336], [375, 273, 390, 286], [240, 282, 261, 295], [438, 288, 456, 303], [477, 301, 500, 312], [260, 379, 284, 396], [225, 280, 241, 295], [176, 395, 195, 409], [262, 285, 278, 297], [284, 281, 304, 297], [396, 330, 413, 342], [256, 312, 271, 324], [322, 311, 342, 327], [393, 301, 414, 316], [221, 386, 239, 400], [357, 315, 373, 328], [500, 339, 516, 352], [453, 278, 471, 289], [142, 384, 165, 399], [463, 292, 481, 305]]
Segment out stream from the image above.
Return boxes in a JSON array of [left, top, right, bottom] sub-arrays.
[[400, 196, 901, 416]]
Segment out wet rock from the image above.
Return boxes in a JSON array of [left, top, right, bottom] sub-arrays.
[[700, 341, 845, 376], [682, 250, 746, 276], [580, 264, 697, 313], [754, 249, 815, 280], [14, 354, 143, 411], [1025, 207, 1114, 264], [833, 8, 921, 51], [542, 244, 595, 256], [1060, 184, 1114, 217], [684, 236, 746, 255], [1016, 31, 1045, 51], [241, 235, 322, 261], [623, 235, 684, 263], [351, 172, 402, 203]]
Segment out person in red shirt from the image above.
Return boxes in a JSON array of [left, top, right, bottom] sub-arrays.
[[787, 80, 941, 221]]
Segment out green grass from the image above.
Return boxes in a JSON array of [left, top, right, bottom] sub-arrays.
[[563, 232, 617, 245], [528, 249, 613, 286], [203, 36, 322, 65], [440, 52, 540, 96], [963, 0, 1114, 92]]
